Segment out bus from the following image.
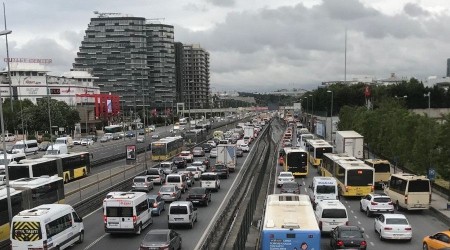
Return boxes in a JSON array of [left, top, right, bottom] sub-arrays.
[[0, 176, 64, 248], [213, 130, 224, 140], [305, 139, 333, 168], [320, 153, 357, 177], [260, 194, 320, 250], [104, 125, 124, 134], [183, 129, 207, 145], [9, 152, 91, 183], [298, 133, 314, 150], [151, 136, 184, 161], [384, 173, 431, 210], [364, 159, 391, 189], [321, 153, 374, 197], [283, 147, 309, 177]]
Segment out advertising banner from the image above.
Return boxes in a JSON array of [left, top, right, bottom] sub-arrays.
[[126, 145, 136, 161]]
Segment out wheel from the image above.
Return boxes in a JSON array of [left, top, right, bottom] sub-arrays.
[[379, 230, 384, 241], [396, 201, 402, 211], [162, 204, 166, 211], [195, 216, 197, 222], [204, 199, 209, 206], [157, 208, 161, 216], [189, 221, 194, 229], [423, 243, 429, 250], [359, 203, 364, 212], [136, 224, 142, 235], [77, 231, 84, 243], [366, 207, 372, 217]]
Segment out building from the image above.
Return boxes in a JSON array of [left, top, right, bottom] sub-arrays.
[[174, 42, 184, 104], [183, 44, 210, 110]]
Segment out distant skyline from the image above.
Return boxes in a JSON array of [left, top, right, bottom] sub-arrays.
[[1, 0, 450, 91]]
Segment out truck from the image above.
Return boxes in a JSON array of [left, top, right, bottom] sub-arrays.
[[335, 130, 364, 159], [216, 144, 236, 172], [45, 144, 69, 155], [244, 126, 255, 144]]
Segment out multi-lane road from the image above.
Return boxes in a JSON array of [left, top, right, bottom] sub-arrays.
[[271, 126, 448, 250]]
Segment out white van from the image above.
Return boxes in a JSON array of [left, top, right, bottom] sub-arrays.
[[0, 175, 5, 185], [308, 177, 339, 209], [1, 133, 15, 142], [200, 172, 221, 192], [55, 136, 74, 148], [168, 201, 198, 229], [12, 140, 39, 155], [103, 192, 152, 234], [166, 174, 188, 193], [45, 144, 68, 155], [314, 200, 348, 232], [10, 204, 84, 250]]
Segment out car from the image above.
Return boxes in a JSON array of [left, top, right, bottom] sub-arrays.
[[132, 175, 154, 192], [99, 136, 109, 143], [330, 226, 367, 250], [206, 140, 217, 148], [81, 138, 94, 146], [374, 213, 412, 241], [145, 168, 165, 185], [201, 143, 212, 153], [125, 131, 135, 137], [192, 147, 205, 157], [151, 133, 160, 139], [173, 156, 187, 169], [139, 229, 182, 250], [196, 157, 210, 169], [148, 125, 156, 132], [236, 148, 244, 157], [104, 133, 113, 140], [112, 133, 121, 140], [147, 194, 166, 216], [72, 138, 82, 146], [178, 171, 195, 186], [159, 185, 182, 202], [423, 229, 450, 250], [277, 172, 295, 187], [186, 187, 212, 206], [186, 166, 202, 180], [360, 193, 394, 216], [160, 161, 177, 175], [180, 151, 194, 163], [137, 135, 145, 143], [191, 161, 207, 172], [211, 164, 229, 179], [280, 181, 301, 194], [38, 141, 51, 151], [239, 143, 250, 152], [86, 135, 97, 142], [209, 148, 218, 158]]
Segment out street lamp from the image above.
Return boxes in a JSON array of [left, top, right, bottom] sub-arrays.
[[424, 92, 431, 116], [327, 90, 333, 142], [0, 28, 13, 229], [309, 94, 314, 133]]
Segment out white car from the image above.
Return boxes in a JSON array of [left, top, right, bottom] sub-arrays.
[[151, 134, 160, 139], [239, 143, 250, 152], [73, 138, 82, 145], [206, 140, 217, 148], [186, 166, 202, 180], [277, 172, 295, 187], [209, 148, 218, 158], [374, 213, 412, 241], [81, 138, 94, 146], [190, 161, 207, 172], [180, 151, 194, 163], [360, 193, 394, 216], [137, 136, 145, 143]]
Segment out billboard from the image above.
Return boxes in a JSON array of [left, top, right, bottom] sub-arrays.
[[126, 145, 136, 160]]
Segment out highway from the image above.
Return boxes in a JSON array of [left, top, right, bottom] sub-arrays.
[[270, 126, 448, 250]]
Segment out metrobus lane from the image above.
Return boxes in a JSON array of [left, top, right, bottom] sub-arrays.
[[272, 160, 448, 250], [70, 142, 257, 250]]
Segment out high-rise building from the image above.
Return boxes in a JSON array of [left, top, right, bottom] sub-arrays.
[[183, 44, 210, 110], [174, 42, 184, 104], [447, 58, 450, 77]]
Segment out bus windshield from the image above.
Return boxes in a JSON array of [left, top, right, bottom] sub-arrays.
[[347, 169, 373, 186], [374, 163, 390, 173], [151, 144, 166, 155], [287, 152, 307, 172], [315, 147, 333, 159], [408, 180, 430, 192]]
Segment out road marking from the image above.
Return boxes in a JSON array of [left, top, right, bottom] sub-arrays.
[[84, 206, 102, 218], [350, 210, 354, 213], [302, 181, 305, 185], [370, 242, 374, 246], [344, 201, 348, 204], [84, 233, 107, 250], [354, 215, 358, 219], [365, 234, 369, 238], [357, 221, 361, 224], [195, 140, 254, 250]]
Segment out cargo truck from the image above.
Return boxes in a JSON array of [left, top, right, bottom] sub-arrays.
[[335, 130, 364, 159], [216, 144, 236, 172]]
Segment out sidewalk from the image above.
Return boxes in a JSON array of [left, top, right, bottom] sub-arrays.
[[429, 188, 450, 226]]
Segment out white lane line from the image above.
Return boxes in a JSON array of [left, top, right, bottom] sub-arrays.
[[344, 201, 348, 204], [354, 215, 358, 219], [84, 206, 102, 218], [350, 210, 354, 213], [357, 221, 361, 225], [370, 242, 374, 246], [302, 181, 305, 186], [194, 145, 254, 250], [84, 233, 107, 250], [365, 234, 369, 238]]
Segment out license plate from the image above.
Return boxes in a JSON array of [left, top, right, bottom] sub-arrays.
[[174, 218, 183, 221], [329, 222, 338, 225], [414, 204, 422, 207], [192, 201, 199, 203]]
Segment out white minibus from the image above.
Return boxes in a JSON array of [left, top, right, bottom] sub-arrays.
[[10, 204, 84, 250], [12, 140, 39, 155], [308, 177, 338, 209], [384, 173, 431, 210]]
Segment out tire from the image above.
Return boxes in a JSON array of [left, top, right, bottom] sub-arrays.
[[189, 221, 194, 229], [157, 208, 161, 216], [366, 207, 372, 217], [77, 231, 84, 243], [136, 224, 142, 235], [379, 230, 384, 241], [396, 201, 402, 211], [204, 199, 209, 206], [423, 243, 429, 250], [359, 203, 364, 212]]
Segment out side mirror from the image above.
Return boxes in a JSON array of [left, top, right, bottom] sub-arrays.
[[194, 207, 198, 211], [74, 217, 83, 223], [360, 229, 365, 233]]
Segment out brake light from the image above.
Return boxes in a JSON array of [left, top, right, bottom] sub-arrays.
[[158, 192, 161, 196], [203, 194, 207, 199], [153, 203, 158, 208], [103, 215, 107, 223], [405, 195, 408, 205], [345, 221, 349, 226], [360, 241, 367, 247], [336, 240, 344, 247], [388, 202, 393, 205], [371, 202, 378, 205], [172, 192, 176, 197], [405, 227, 412, 231], [384, 227, 392, 230], [133, 216, 137, 223]]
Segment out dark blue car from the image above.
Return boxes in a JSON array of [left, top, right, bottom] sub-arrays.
[[148, 194, 165, 216]]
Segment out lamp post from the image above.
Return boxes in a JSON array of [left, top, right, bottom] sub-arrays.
[[0, 28, 13, 229], [2, 6, 13, 126], [309, 94, 314, 133], [140, 69, 148, 169], [327, 90, 333, 142], [424, 92, 431, 116]]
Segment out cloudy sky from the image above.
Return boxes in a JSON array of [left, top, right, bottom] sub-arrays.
[[1, 0, 450, 92]]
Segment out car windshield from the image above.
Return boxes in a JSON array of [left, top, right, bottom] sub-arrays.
[[186, 167, 197, 171], [143, 233, 168, 243], [148, 198, 156, 204], [340, 230, 363, 238], [201, 174, 217, 180], [134, 177, 145, 182], [282, 182, 298, 188], [192, 162, 202, 166], [160, 186, 175, 192], [373, 197, 391, 203], [190, 188, 205, 194], [316, 185, 336, 194], [160, 164, 171, 169], [279, 173, 292, 177], [322, 209, 347, 218], [386, 218, 408, 225], [170, 206, 188, 214], [12, 145, 25, 149], [194, 147, 202, 151], [173, 157, 183, 161]]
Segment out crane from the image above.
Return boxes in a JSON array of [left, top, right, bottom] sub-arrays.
[[93, 11, 122, 18], [145, 18, 166, 23]]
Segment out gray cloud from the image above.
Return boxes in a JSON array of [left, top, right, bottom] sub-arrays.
[[205, 0, 235, 7], [404, 2, 430, 17]]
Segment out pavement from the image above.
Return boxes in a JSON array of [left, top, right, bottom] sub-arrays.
[[429, 187, 450, 226]]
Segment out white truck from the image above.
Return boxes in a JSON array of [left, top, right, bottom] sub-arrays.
[[335, 130, 364, 159], [244, 126, 254, 143], [45, 144, 69, 155], [216, 144, 237, 172]]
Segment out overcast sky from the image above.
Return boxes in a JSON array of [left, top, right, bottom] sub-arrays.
[[1, 0, 450, 92]]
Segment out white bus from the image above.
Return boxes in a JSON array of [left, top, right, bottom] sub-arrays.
[[10, 204, 84, 250], [103, 192, 153, 234], [384, 173, 431, 210], [260, 194, 320, 250]]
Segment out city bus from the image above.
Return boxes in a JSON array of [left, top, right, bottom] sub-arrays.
[[321, 153, 374, 197], [283, 147, 309, 177], [183, 129, 207, 145], [321, 153, 358, 177], [260, 194, 320, 250], [364, 159, 391, 189], [8, 152, 91, 183], [213, 130, 224, 140], [151, 136, 184, 161], [0, 176, 64, 248], [305, 139, 333, 168], [104, 125, 124, 134], [384, 173, 431, 210]]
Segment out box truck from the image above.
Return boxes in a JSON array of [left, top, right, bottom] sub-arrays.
[[335, 131, 364, 159], [216, 144, 236, 172]]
